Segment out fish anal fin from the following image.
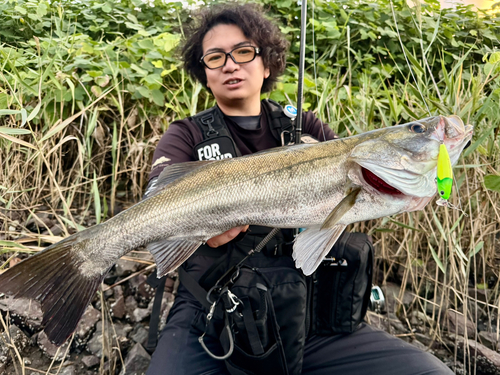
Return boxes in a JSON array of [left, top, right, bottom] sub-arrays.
[[145, 161, 214, 199], [147, 239, 203, 277], [321, 187, 361, 230], [293, 225, 346, 275]]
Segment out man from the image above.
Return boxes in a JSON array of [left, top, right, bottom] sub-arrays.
[[146, 4, 452, 374]]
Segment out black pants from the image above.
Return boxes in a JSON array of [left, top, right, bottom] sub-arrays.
[[147, 255, 453, 375]]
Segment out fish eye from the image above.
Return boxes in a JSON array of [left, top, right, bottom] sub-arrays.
[[409, 123, 427, 133]]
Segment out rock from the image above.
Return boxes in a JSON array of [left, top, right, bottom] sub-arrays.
[[158, 292, 176, 333], [414, 332, 435, 348], [366, 311, 392, 333], [116, 259, 140, 277], [0, 296, 43, 331], [1, 325, 30, 361], [125, 295, 138, 321], [454, 335, 500, 374], [479, 331, 499, 351], [76, 306, 101, 341], [469, 288, 490, 303], [42, 224, 63, 237], [114, 321, 134, 338], [411, 310, 434, 327], [59, 364, 78, 375], [388, 313, 408, 334], [446, 309, 476, 338], [164, 276, 176, 293], [383, 282, 415, 313], [87, 321, 132, 358], [25, 213, 52, 231], [130, 274, 155, 302], [410, 338, 434, 354], [119, 343, 151, 375], [111, 296, 126, 319], [133, 306, 152, 323], [87, 323, 106, 358], [37, 331, 70, 361], [114, 286, 124, 300], [130, 325, 149, 346], [425, 291, 449, 317], [82, 355, 100, 369]]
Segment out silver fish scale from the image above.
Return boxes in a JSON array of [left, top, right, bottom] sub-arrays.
[[85, 140, 353, 271]]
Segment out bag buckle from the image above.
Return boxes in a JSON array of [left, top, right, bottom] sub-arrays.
[[321, 257, 348, 267]]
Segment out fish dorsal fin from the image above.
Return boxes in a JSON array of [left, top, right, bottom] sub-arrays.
[[321, 186, 361, 229], [147, 239, 203, 277], [293, 224, 346, 275], [145, 161, 214, 199]]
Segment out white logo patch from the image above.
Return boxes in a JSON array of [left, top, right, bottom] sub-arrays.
[[152, 156, 171, 167], [197, 143, 233, 161]]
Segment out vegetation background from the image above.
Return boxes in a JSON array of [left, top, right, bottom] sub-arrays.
[[0, 0, 500, 373]]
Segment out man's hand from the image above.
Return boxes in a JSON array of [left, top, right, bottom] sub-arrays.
[[206, 225, 249, 248]]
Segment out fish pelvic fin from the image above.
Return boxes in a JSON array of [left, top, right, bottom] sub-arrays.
[[321, 186, 361, 230], [147, 239, 203, 278], [0, 235, 106, 346], [293, 224, 347, 275]]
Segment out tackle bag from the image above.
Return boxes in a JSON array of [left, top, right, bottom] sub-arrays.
[[307, 231, 374, 335], [184, 227, 307, 375]]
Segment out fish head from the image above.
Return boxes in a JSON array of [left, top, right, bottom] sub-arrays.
[[348, 115, 473, 205]]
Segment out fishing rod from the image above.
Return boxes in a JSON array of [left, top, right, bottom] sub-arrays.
[[295, 0, 307, 145]]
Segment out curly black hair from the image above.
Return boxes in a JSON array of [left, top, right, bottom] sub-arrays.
[[180, 3, 289, 93]]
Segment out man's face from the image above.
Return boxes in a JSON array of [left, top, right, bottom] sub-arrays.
[[201, 24, 270, 110]]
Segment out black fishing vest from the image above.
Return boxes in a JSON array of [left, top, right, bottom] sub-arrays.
[[191, 99, 296, 161]]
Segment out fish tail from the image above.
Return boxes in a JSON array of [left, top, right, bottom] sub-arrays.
[[0, 235, 105, 346]]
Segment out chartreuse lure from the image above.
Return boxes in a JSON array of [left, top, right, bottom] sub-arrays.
[[436, 143, 453, 202]]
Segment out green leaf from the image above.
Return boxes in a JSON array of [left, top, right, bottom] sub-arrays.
[[93, 172, 101, 224], [0, 240, 28, 249], [37, 2, 48, 17], [138, 39, 155, 50], [0, 127, 31, 135], [484, 175, 500, 192], [21, 108, 27, 126], [429, 243, 446, 274], [27, 102, 42, 123], [0, 110, 22, 116], [468, 241, 483, 258], [151, 89, 165, 106], [389, 219, 421, 232], [15, 6, 27, 15], [137, 86, 151, 98], [152, 60, 163, 69]]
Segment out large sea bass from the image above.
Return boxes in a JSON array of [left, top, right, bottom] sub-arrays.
[[0, 115, 472, 345]]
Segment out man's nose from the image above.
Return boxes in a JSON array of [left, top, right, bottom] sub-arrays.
[[222, 55, 240, 73]]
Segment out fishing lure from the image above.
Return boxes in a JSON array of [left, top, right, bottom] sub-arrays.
[[436, 143, 453, 205]]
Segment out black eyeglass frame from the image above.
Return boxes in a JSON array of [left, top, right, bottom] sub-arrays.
[[200, 46, 261, 70]]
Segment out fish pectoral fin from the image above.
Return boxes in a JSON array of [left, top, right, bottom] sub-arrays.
[[293, 224, 347, 275], [147, 239, 203, 277], [321, 186, 361, 229], [144, 161, 214, 199]]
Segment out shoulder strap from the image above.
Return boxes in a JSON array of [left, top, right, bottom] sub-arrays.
[[192, 105, 231, 139], [262, 99, 296, 146], [191, 105, 242, 158]]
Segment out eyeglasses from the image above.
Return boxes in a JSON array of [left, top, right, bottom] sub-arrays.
[[200, 46, 260, 70]]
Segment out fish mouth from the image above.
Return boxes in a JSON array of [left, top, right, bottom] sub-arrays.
[[361, 167, 404, 196]]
